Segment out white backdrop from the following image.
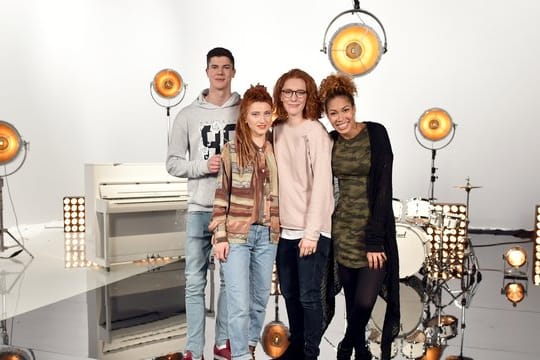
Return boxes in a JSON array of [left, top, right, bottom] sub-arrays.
[[1, 0, 539, 231]]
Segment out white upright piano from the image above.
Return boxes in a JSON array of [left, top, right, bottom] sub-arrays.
[[85, 163, 188, 270]]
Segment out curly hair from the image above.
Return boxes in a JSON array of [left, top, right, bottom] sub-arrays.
[[319, 73, 357, 111], [235, 84, 273, 169], [272, 68, 322, 122]]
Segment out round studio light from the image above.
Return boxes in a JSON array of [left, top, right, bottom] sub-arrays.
[[261, 321, 290, 358], [328, 23, 382, 77], [0, 121, 23, 165], [417, 108, 453, 141], [504, 282, 526, 305], [505, 246, 527, 268], [152, 69, 183, 99]]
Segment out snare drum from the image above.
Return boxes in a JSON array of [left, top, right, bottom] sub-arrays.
[[401, 329, 426, 359], [405, 198, 433, 225], [370, 278, 425, 338], [396, 223, 429, 278], [392, 198, 403, 222]]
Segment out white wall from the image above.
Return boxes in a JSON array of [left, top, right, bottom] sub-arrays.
[[1, 0, 539, 231]]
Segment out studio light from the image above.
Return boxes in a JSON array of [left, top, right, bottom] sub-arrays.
[[321, 0, 387, 77], [150, 68, 187, 143], [63, 197, 85, 233], [0, 345, 35, 360], [0, 121, 32, 259], [505, 246, 527, 268], [534, 205, 540, 286], [425, 203, 468, 280], [503, 282, 526, 305], [502, 245, 528, 306], [414, 108, 457, 200], [262, 264, 289, 358], [417, 107, 454, 142]]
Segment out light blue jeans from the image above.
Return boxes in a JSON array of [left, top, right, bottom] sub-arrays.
[[221, 224, 277, 360], [184, 211, 228, 358]]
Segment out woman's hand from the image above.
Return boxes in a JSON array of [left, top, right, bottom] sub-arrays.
[[299, 238, 317, 257], [367, 251, 387, 269], [214, 242, 229, 262]]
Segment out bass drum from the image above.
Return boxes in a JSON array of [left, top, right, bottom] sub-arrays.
[[395, 223, 429, 279], [370, 277, 425, 338]]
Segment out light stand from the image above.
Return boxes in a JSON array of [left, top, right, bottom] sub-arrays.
[[1, 256, 35, 360], [0, 121, 32, 259], [414, 108, 456, 201]]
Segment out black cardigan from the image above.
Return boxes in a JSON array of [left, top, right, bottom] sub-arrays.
[[331, 122, 400, 360]]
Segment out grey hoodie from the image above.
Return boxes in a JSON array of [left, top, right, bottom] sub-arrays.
[[166, 89, 240, 212]]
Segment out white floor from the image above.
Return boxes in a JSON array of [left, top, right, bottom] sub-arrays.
[[1, 223, 539, 360]]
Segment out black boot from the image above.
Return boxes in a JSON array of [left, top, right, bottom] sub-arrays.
[[337, 341, 353, 360], [275, 343, 304, 360], [354, 346, 372, 360]]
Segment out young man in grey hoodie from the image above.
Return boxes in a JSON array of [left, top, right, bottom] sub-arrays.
[[167, 47, 240, 360]]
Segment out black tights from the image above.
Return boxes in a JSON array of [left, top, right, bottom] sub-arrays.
[[339, 264, 386, 353]]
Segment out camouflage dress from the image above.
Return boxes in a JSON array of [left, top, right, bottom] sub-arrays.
[[332, 128, 371, 269]]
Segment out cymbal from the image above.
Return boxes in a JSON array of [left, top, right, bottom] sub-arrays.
[[453, 184, 482, 190]]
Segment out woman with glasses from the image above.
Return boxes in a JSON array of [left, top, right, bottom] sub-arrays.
[[271, 68, 335, 360], [319, 73, 400, 360], [210, 84, 280, 360]]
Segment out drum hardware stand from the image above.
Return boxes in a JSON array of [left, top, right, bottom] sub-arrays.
[[444, 296, 473, 360]]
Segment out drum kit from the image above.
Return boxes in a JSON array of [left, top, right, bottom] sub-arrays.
[[367, 179, 483, 360]]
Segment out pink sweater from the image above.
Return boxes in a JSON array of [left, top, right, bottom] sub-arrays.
[[273, 119, 334, 241]]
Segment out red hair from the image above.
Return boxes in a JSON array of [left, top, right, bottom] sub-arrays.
[[235, 84, 273, 169], [272, 68, 322, 123]]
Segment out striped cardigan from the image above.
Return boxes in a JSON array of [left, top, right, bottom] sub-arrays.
[[209, 141, 280, 244]]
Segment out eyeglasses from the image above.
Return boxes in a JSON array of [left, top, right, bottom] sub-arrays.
[[281, 89, 307, 98]]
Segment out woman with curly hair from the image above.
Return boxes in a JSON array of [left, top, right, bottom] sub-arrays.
[[319, 73, 400, 360], [210, 84, 280, 360], [272, 68, 335, 360]]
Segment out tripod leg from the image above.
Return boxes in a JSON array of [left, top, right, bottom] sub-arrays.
[[2, 229, 33, 258]]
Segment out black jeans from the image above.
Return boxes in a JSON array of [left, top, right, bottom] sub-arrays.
[[276, 235, 331, 359]]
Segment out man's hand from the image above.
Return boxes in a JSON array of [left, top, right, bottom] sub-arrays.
[[207, 154, 221, 173]]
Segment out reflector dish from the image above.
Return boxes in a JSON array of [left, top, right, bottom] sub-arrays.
[[418, 108, 453, 141], [153, 69, 183, 99], [0, 121, 22, 165], [329, 23, 382, 77]]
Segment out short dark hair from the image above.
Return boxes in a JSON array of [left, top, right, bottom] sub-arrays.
[[206, 47, 235, 69]]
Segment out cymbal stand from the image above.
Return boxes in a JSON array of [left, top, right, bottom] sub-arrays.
[[446, 177, 482, 360]]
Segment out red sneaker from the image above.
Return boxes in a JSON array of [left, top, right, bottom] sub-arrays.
[[213, 340, 231, 360], [183, 351, 204, 360]]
